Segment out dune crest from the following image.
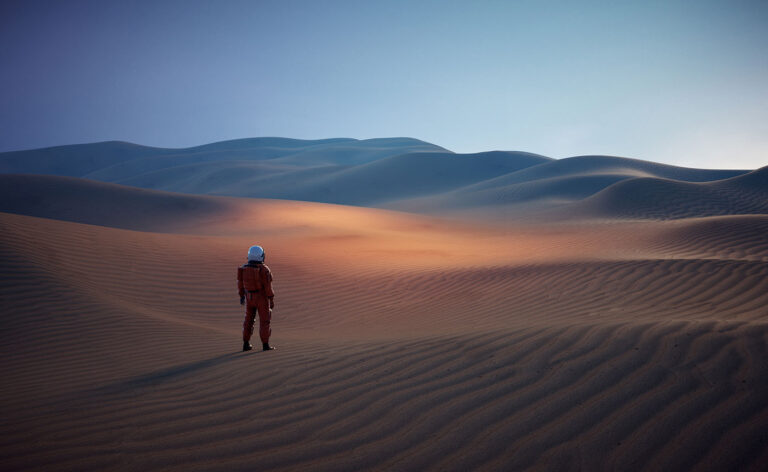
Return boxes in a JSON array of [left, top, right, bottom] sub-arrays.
[[565, 166, 768, 220], [2, 138, 757, 218]]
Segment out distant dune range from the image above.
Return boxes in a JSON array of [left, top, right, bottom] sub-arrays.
[[1, 138, 767, 471], [5, 137, 762, 218]]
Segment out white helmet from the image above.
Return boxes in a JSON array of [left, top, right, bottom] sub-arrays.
[[247, 245, 265, 262]]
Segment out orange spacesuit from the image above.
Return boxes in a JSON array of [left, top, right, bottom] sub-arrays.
[[238, 246, 275, 351]]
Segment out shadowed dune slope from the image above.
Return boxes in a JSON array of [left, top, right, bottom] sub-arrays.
[[0, 138, 445, 182], [0, 174, 233, 231], [0, 137, 446, 180], [637, 215, 768, 262], [389, 173, 632, 213], [387, 155, 749, 213], [1, 147, 553, 208], [104, 150, 551, 206], [255, 151, 552, 206], [567, 166, 768, 220], [85, 137, 448, 183], [104, 160, 317, 197], [462, 155, 747, 190], [0, 141, 176, 176], [1, 186, 767, 470]]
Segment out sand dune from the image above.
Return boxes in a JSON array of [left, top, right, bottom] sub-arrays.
[[388, 156, 750, 214], [99, 150, 551, 206], [0, 139, 556, 207], [85, 137, 448, 184], [0, 174, 232, 231], [2, 185, 767, 470], [104, 160, 310, 197], [462, 155, 746, 190], [567, 166, 768, 220], [3, 139, 754, 217], [0, 140, 174, 176], [258, 151, 551, 206], [390, 173, 633, 213], [0, 137, 446, 180], [1, 138, 766, 470]]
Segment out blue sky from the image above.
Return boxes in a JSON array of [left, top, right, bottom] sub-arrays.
[[1, 0, 766, 169]]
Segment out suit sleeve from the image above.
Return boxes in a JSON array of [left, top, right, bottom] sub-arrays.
[[237, 267, 244, 298], [263, 265, 275, 298]]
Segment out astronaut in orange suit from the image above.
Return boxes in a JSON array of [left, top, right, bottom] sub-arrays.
[[238, 245, 276, 351]]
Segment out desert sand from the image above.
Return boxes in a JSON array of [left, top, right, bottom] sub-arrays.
[[1, 141, 767, 471]]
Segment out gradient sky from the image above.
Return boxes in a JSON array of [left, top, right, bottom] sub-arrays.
[[1, 0, 766, 169]]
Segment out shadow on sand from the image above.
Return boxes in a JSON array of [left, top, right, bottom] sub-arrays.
[[90, 351, 248, 397]]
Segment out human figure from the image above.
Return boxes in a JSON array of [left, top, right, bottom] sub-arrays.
[[238, 245, 275, 351]]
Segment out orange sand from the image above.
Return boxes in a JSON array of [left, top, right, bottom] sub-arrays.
[[1, 184, 767, 471]]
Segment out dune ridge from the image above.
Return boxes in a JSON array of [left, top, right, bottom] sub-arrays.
[[0, 137, 445, 178], [387, 156, 751, 214], [1, 138, 758, 218], [565, 166, 768, 220], [0, 174, 233, 231]]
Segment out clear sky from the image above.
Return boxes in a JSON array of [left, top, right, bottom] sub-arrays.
[[1, 0, 766, 169]]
